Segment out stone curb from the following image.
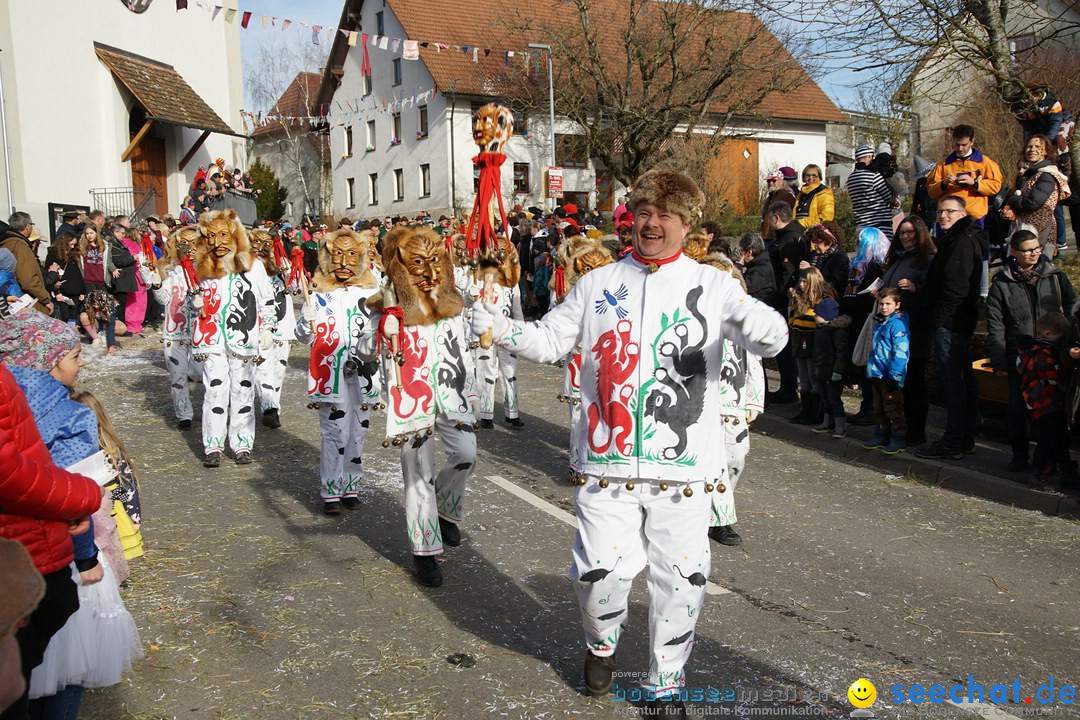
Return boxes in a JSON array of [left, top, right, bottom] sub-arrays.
[[753, 413, 1080, 519]]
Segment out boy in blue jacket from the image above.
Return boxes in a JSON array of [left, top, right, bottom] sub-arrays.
[[863, 287, 910, 454]]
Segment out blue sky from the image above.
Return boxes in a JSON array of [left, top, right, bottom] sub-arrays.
[[238, 0, 860, 111]]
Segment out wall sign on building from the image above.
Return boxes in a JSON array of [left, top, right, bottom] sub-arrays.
[[547, 166, 563, 199]]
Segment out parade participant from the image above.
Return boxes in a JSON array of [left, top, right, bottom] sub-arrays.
[[550, 234, 615, 436], [150, 228, 200, 431], [363, 225, 478, 588], [190, 209, 277, 467], [470, 169, 788, 716], [696, 252, 764, 547], [296, 228, 383, 516], [249, 228, 296, 429], [467, 248, 524, 428]]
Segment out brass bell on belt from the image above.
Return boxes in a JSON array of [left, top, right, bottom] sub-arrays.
[[625, 481, 635, 491], [659, 482, 668, 492], [717, 482, 726, 493], [682, 486, 693, 497], [598, 478, 609, 489], [704, 483, 714, 493]]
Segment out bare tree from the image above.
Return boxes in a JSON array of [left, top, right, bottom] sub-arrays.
[[503, 0, 812, 188], [245, 33, 330, 221], [787, 0, 1080, 111]]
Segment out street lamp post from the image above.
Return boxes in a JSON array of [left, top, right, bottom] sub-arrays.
[[527, 43, 556, 210]]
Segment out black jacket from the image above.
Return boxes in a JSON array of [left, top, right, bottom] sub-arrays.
[[1007, 160, 1062, 213], [921, 216, 985, 336], [766, 221, 807, 310], [812, 315, 852, 384], [986, 258, 1076, 371], [742, 253, 776, 304], [818, 251, 850, 302], [107, 235, 137, 294]]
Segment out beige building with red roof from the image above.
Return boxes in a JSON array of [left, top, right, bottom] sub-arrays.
[[318, 0, 844, 219]]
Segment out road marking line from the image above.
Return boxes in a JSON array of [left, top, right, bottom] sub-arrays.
[[485, 475, 730, 596]]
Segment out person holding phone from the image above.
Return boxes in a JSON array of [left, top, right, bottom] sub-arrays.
[[926, 124, 1003, 223]]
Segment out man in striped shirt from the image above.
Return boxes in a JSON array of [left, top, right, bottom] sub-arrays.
[[846, 144, 897, 240]]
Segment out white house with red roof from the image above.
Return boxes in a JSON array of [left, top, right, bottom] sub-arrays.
[[318, 0, 845, 220]]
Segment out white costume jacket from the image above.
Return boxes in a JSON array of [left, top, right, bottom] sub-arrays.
[[191, 262, 276, 357], [268, 273, 297, 341], [719, 343, 764, 416], [494, 254, 787, 482], [296, 285, 382, 406], [152, 266, 197, 341]]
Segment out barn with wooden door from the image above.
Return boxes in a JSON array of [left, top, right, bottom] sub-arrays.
[[0, 0, 243, 236]]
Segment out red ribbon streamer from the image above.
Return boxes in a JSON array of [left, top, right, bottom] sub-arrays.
[[361, 33, 371, 77], [464, 152, 511, 259], [553, 264, 566, 299], [287, 247, 310, 292], [377, 306, 405, 354], [140, 235, 157, 271], [272, 237, 288, 270], [179, 255, 199, 292]]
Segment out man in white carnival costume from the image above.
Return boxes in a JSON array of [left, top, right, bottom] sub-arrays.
[[249, 228, 296, 429], [364, 225, 478, 588], [471, 170, 787, 717], [150, 227, 200, 431], [190, 209, 277, 467], [296, 228, 383, 515]]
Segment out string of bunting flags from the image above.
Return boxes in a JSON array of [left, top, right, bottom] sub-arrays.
[[240, 86, 438, 134], [177, 0, 549, 73]]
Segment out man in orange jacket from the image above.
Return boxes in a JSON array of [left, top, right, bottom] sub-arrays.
[[927, 124, 1004, 221]]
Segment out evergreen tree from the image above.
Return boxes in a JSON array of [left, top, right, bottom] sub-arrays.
[[249, 158, 287, 222]]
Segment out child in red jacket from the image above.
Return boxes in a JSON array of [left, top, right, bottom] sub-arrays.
[[1017, 311, 1077, 490]]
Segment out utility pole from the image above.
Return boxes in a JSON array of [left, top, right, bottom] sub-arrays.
[[527, 43, 556, 211]]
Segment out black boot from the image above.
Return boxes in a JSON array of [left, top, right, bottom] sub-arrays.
[[790, 393, 815, 425], [789, 393, 811, 424], [1008, 442, 1029, 473], [413, 555, 443, 587], [439, 517, 461, 547], [584, 651, 616, 695], [262, 408, 281, 429]]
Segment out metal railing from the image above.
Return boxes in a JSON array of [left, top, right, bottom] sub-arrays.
[[88, 186, 156, 221]]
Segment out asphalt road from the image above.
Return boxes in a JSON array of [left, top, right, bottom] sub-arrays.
[[74, 336, 1079, 719]]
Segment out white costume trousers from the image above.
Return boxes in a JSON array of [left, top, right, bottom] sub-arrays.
[[256, 339, 291, 412], [317, 377, 372, 500], [710, 415, 749, 528], [572, 478, 711, 695], [475, 345, 519, 420], [200, 350, 257, 454], [400, 415, 476, 556], [163, 339, 195, 421]]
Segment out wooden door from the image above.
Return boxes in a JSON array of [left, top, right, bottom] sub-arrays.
[[707, 138, 759, 215], [594, 168, 614, 212], [130, 135, 169, 217]]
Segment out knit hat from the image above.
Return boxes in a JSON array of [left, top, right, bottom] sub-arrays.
[[876, 141, 892, 155], [815, 297, 839, 322], [855, 144, 874, 160], [779, 166, 798, 181], [564, 203, 578, 216], [766, 170, 783, 181], [0, 539, 44, 641], [0, 310, 80, 373]]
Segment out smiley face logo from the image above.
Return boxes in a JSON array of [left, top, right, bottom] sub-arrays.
[[848, 678, 877, 708]]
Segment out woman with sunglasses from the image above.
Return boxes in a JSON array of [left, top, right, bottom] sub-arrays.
[[795, 165, 835, 229]]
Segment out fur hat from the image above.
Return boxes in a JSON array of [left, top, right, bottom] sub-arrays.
[[629, 169, 704, 223], [0, 310, 80, 373]]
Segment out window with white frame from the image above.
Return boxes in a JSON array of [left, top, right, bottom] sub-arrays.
[[420, 164, 431, 197], [392, 58, 402, 86], [366, 120, 376, 151], [368, 173, 378, 205], [391, 113, 401, 145], [346, 177, 355, 208], [394, 169, 404, 201], [344, 126, 353, 157], [513, 163, 530, 194], [418, 106, 428, 139]]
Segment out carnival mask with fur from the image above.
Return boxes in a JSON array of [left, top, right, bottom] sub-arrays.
[[472, 104, 513, 153], [249, 228, 282, 275], [160, 227, 197, 271], [370, 226, 462, 325], [312, 229, 376, 290], [194, 209, 253, 280]]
